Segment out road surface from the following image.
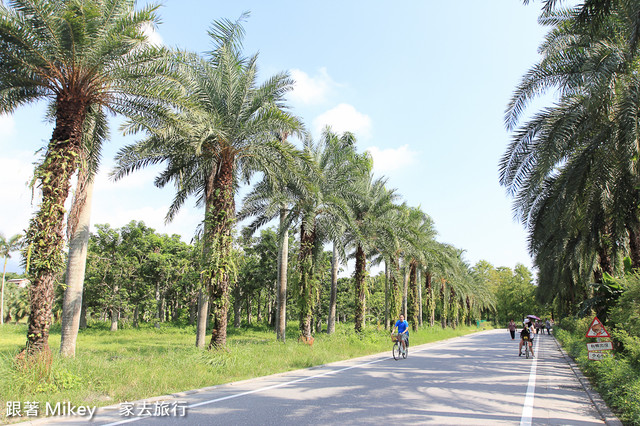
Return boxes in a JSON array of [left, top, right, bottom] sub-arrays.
[[26, 328, 620, 425]]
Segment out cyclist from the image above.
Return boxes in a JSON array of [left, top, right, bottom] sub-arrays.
[[392, 314, 409, 354], [519, 319, 534, 357]]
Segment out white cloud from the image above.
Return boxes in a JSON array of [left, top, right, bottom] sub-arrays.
[[313, 103, 372, 140], [0, 114, 16, 139], [289, 68, 337, 105], [141, 22, 163, 47], [367, 145, 418, 173]]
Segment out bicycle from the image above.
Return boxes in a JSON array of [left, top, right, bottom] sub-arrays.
[[392, 334, 408, 360], [521, 335, 532, 359]]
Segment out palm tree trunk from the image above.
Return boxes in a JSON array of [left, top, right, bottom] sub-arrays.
[[233, 293, 242, 327], [418, 269, 423, 327], [203, 153, 235, 349], [628, 225, 640, 269], [354, 244, 367, 333], [402, 267, 409, 317], [1, 256, 7, 325], [450, 288, 458, 329], [327, 243, 338, 334], [24, 101, 87, 355], [195, 288, 209, 348], [60, 175, 95, 357], [597, 245, 613, 279], [389, 256, 401, 321], [384, 260, 389, 330], [440, 280, 447, 328], [425, 271, 434, 327], [298, 219, 315, 340], [276, 208, 288, 341], [408, 259, 419, 331]]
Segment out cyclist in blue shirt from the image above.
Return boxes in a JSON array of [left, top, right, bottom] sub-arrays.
[[392, 314, 409, 354]]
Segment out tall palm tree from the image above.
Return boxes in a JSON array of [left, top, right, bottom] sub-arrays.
[[238, 133, 310, 342], [113, 14, 304, 349], [374, 205, 414, 327], [0, 233, 23, 324], [60, 107, 108, 357], [292, 131, 369, 339], [402, 206, 437, 331], [0, 0, 176, 354], [501, 4, 640, 311], [344, 174, 401, 333], [240, 128, 369, 339]]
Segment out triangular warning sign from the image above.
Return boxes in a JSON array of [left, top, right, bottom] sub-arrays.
[[586, 316, 610, 338]]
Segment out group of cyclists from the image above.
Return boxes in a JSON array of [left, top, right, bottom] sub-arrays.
[[390, 314, 551, 359], [510, 317, 552, 357]]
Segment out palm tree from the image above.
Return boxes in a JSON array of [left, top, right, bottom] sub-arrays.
[[374, 205, 413, 328], [60, 108, 108, 356], [238, 133, 310, 342], [0, 233, 23, 324], [402, 207, 437, 331], [344, 174, 401, 333], [501, 3, 640, 310], [240, 128, 369, 339], [0, 0, 176, 354], [113, 14, 304, 349], [286, 132, 366, 340]]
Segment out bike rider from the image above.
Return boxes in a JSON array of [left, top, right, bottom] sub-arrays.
[[392, 314, 409, 354], [519, 319, 535, 357]]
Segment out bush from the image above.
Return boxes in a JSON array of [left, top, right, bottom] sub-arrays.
[[555, 321, 640, 424], [609, 273, 640, 333]]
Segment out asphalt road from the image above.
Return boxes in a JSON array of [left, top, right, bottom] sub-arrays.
[[27, 328, 619, 425]]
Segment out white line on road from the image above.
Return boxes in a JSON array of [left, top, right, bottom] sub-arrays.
[[103, 339, 453, 426], [520, 337, 540, 426], [103, 352, 398, 426]]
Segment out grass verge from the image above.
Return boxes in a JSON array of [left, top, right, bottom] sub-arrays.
[[554, 318, 640, 425], [0, 321, 482, 423]]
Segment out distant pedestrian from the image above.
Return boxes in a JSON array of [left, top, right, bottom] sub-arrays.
[[545, 319, 551, 335], [508, 319, 516, 340]]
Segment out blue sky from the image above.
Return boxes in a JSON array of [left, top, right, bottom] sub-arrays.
[[0, 1, 552, 273]]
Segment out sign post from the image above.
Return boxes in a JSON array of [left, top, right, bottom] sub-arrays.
[[585, 316, 612, 361]]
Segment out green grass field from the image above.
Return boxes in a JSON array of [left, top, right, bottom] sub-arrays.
[[0, 321, 484, 423]]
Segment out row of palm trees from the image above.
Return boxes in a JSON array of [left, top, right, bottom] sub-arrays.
[[0, 0, 493, 357], [502, 0, 640, 314]]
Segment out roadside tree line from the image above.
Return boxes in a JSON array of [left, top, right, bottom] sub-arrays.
[[22, 221, 532, 343], [0, 0, 532, 359], [503, 0, 640, 317]]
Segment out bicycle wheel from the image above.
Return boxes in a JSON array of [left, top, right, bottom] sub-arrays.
[[402, 346, 408, 359], [393, 342, 401, 360], [526, 344, 530, 359]]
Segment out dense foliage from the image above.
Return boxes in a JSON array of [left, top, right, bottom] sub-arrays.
[[555, 274, 640, 426], [21, 220, 505, 336]]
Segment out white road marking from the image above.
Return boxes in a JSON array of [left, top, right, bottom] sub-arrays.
[[102, 338, 454, 426], [103, 350, 402, 426], [520, 336, 540, 426]]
